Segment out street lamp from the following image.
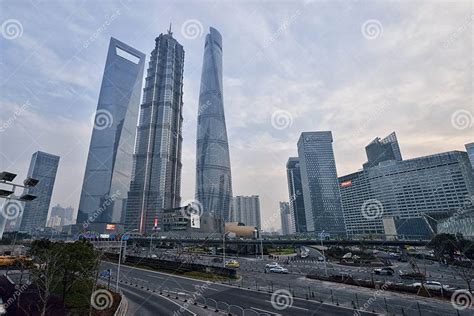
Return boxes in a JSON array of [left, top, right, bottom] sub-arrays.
[[148, 231, 160, 258], [319, 230, 330, 277], [116, 229, 138, 291]]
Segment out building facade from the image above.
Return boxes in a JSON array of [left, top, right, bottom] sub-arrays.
[[78, 38, 145, 227], [286, 157, 306, 233], [232, 195, 261, 229], [20, 151, 60, 232], [340, 151, 474, 239], [465, 143, 474, 169], [195, 27, 233, 222], [49, 204, 74, 227], [279, 201, 293, 235], [126, 31, 185, 234], [297, 132, 346, 236], [363, 132, 402, 169]]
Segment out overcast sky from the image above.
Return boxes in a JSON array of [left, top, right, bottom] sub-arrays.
[[0, 0, 472, 231]]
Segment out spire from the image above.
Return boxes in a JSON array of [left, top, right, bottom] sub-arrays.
[[168, 23, 173, 36]]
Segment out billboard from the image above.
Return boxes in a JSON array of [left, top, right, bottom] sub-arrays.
[[190, 213, 200, 228]]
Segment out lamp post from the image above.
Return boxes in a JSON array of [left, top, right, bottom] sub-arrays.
[[319, 230, 330, 277], [148, 232, 159, 258], [116, 229, 138, 291], [0, 171, 38, 240]]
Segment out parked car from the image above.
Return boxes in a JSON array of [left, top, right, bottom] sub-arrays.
[[317, 256, 325, 262], [399, 270, 425, 280], [373, 267, 395, 275], [412, 281, 451, 291], [265, 262, 281, 269], [225, 260, 240, 268], [269, 266, 288, 274]]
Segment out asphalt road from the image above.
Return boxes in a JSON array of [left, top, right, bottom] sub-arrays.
[[102, 262, 377, 316]]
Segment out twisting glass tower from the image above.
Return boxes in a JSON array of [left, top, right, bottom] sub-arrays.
[[126, 29, 185, 234], [195, 27, 233, 221]]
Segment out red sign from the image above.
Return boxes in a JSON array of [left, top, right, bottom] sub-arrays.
[[105, 224, 116, 231], [340, 180, 352, 188]]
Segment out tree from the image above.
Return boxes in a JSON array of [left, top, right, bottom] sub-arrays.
[[428, 234, 459, 260]]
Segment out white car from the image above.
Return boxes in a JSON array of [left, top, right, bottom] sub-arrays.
[[412, 281, 450, 291], [265, 262, 281, 269], [269, 266, 288, 274]]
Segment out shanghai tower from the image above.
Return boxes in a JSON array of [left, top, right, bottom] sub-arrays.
[[126, 29, 185, 234], [195, 27, 233, 222]]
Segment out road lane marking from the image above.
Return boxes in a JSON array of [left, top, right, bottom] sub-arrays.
[[250, 306, 282, 315]]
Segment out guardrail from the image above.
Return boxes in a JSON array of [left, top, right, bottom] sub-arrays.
[[114, 290, 128, 316]]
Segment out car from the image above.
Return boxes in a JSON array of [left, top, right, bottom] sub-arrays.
[[373, 267, 395, 275], [317, 256, 325, 262], [269, 266, 288, 274], [225, 260, 240, 268], [412, 281, 450, 291], [265, 262, 281, 269], [399, 270, 425, 280]]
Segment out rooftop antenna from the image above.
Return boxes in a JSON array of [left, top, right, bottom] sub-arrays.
[[168, 23, 173, 36]]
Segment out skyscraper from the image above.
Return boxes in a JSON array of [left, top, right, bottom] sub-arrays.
[[297, 131, 346, 235], [232, 195, 261, 229], [286, 157, 306, 233], [20, 151, 60, 232], [279, 201, 293, 235], [126, 30, 185, 234], [78, 38, 145, 227], [195, 27, 233, 221], [363, 132, 402, 169], [465, 143, 474, 169]]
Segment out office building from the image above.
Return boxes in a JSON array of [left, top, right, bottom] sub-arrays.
[[78, 38, 145, 227], [340, 151, 474, 239], [126, 30, 185, 234], [286, 157, 306, 233], [195, 27, 233, 222], [20, 151, 60, 232], [279, 201, 293, 235], [232, 195, 261, 229], [363, 132, 402, 169], [466, 142, 474, 169], [49, 204, 74, 227], [297, 132, 346, 236]]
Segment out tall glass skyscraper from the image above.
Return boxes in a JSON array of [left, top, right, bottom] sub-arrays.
[[363, 131, 402, 169], [78, 38, 145, 227], [231, 195, 261, 229], [297, 131, 346, 236], [279, 201, 294, 235], [195, 27, 233, 221], [286, 157, 306, 233], [20, 151, 60, 232], [465, 143, 474, 169], [126, 30, 185, 234]]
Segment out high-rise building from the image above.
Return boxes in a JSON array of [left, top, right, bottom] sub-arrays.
[[195, 27, 233, 222], [363, 132, 402, 169], [465, 142, 474, 169], [49, 204, 74, 227], [297, 131, 346, 236], [279, 201, 293, 235], [126, 30, 185, 234], [78, 38, 145, 227], [232, 195, 261, 229], [340, 151, 474, 239], [20, 151, 60, 232], [286, 157, 306, 233]]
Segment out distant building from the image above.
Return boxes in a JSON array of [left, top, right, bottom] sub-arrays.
[[279, 202, 293, 235], [162, 205, 223, 234], [78, 38, 145, 227], [20, 151, 60, 232], [126, 30, 185, 234], [466, 143, 474, 169], [297, 132, 346, 236], [225, 222, 257, 238], [195, 27, 233, 222], [363, 132, 402, 169], [231, 195, 261, 229], [286, 157, 306, 233], [340, 151, 474, 239], [49, 204, 74, 227]]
